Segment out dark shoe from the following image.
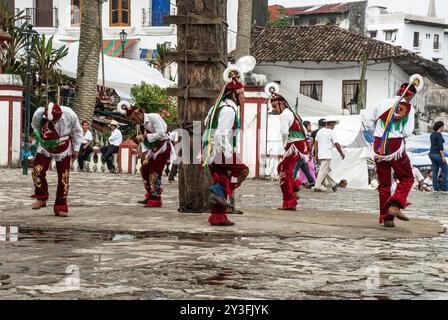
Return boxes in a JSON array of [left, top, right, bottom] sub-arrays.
[[137, 199, 148, 204], [277, 206, 297, 211], [313, 188, 323, 192], [32, 200, 46, 210], [306, 183, 315, 189], [384, 220, 395, 228], [211, 219, 235, 226], [210, 193, 234, 209], [228, 208, 244, 215], [332, 185, 338, 192], [388, 206, 409, 221]]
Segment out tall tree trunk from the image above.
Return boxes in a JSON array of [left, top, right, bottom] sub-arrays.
[[73, 0, 101, 124], [175, 0, 228, 212], [235, 0, 252, 59]]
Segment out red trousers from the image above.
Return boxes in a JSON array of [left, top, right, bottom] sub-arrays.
[[32, 153, 71, 212], [278, 141, 308, 209], [140, 141, 171, 207], [208, 153, 249, 223], [375, 153, 414, 223]]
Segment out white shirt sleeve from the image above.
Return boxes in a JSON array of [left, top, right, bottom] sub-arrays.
[[363, 107, 377, 134], [31, 108, 45, 131], [70, 111, 84, 152], [146, 114, 168, 143], [413, 168, 424, 182], [402, 107, 415, 138], [279, 110, 293, 147], [331, 130, 339, 145], [85, 130, 93, 141], [214, 107, 236, 158]]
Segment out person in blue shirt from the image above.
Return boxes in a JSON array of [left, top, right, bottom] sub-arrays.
[[429, 121, 447, 192]]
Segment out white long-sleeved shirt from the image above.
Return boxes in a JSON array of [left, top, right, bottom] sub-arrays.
[[31, 106, 83, 153], [144, 113, 169, 143], [364, 96, 415, 139], [109, 128, 123, 146], [204, 99, 238, 160], [279, 108, 303, 147]]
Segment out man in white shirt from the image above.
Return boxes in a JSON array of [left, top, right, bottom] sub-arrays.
[[117, 102, 173, 208], [78, 120, 93, 171], [100, 120, 122, 173], [30, 102, 83, 217], [314, 119, 345, 192]]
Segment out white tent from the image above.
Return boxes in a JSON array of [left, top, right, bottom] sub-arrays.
[[265, 115, 372, 189], [54, 42, 174, 98]]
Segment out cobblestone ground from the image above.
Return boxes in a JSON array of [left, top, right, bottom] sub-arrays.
[[1, 169, 448, 299]]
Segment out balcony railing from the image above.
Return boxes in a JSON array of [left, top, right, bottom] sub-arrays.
[[142, 8, 175, 27], [22, 7, 58, 28]]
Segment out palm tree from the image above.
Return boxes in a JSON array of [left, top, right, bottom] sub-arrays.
[[31, 34, 68, 106], [147, 42, 174, 78], [73, 0, 102, 125]]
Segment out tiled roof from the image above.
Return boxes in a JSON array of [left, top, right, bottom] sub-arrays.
[[286, 1, 365, 16], [250, 25, 448, 87], [251, 25, 413, 62]]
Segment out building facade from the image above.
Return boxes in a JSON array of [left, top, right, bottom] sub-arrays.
[[12, 0, 176, 61], [367, 6, 448, 68], [287, 1, 367, 34]]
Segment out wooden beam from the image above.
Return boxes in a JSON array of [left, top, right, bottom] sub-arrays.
[[164, 15, 223, 25], [166, 51, 222, 62], [167, 87, 221, 99]]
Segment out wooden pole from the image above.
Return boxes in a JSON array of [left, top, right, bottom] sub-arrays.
[[235, 0, 252, 60], [357, 51, 368, 114], [166, 0, 228, 212]]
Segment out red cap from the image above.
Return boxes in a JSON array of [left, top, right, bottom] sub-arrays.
[[270, 93, 287, 103], [44, 103, 63, 122], [225, 78, 244, 91]]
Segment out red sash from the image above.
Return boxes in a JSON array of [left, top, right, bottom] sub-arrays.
[[40, 119, 70, 154], [374, 137, 403, 155]]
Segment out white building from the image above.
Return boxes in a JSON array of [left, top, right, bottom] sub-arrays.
[[12, 0, 177, 61], [367, 5, 448, 68], [249, 25, 448, 117]]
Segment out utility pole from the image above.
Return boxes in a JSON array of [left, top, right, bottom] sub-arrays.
[[165, 0, 228, 212], [357, 51, 368, 114], [235, 0, 253, 59]]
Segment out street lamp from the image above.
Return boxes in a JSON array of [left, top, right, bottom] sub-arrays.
[[347, 100, 357, 115], [119, 29, 127, 58], [23, 24, 38, 176]]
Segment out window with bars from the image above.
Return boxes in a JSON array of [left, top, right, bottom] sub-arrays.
[[342, 80, 367, 110], [110, 0, 130, 26], [71, 0, 82, 26], [300, 81, 323, 102], [434, 34, 440, 50]]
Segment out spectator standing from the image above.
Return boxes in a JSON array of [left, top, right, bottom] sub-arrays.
[[429, 121, 447, 192], [314, 119, 345, 192], [78, 120, 93, 171], [100, 120, 122, 173]]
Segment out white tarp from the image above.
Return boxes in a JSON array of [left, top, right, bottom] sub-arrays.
[[54, 42, 174, 97], [265, 115, 372, 189], [406, 133, 448, 167]]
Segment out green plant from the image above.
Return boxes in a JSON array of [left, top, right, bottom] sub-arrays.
[[31, 34, 68, 106], [147, 42, 174, 78], [130, 81, 177, 123]]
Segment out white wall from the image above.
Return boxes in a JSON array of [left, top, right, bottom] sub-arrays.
[[367, 13, 446, 63], [255, 61, 412, 116]]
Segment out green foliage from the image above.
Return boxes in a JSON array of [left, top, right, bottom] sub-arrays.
[[147, 42, 174, 77], [130, 82, 177, 123], [267, 6, 290, 27]]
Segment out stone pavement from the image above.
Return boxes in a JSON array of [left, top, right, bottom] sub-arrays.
[[1, 169, 448, 299]]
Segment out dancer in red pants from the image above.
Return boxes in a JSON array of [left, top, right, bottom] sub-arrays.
[[202, 65, 250, 226], [364, 77, 424, 227], [265, 83, 310, 211], [117, 101, 174, 207], [31, 102, 83, 217]]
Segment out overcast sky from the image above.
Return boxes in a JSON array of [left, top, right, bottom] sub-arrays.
[[267, 0, 448, 20]]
